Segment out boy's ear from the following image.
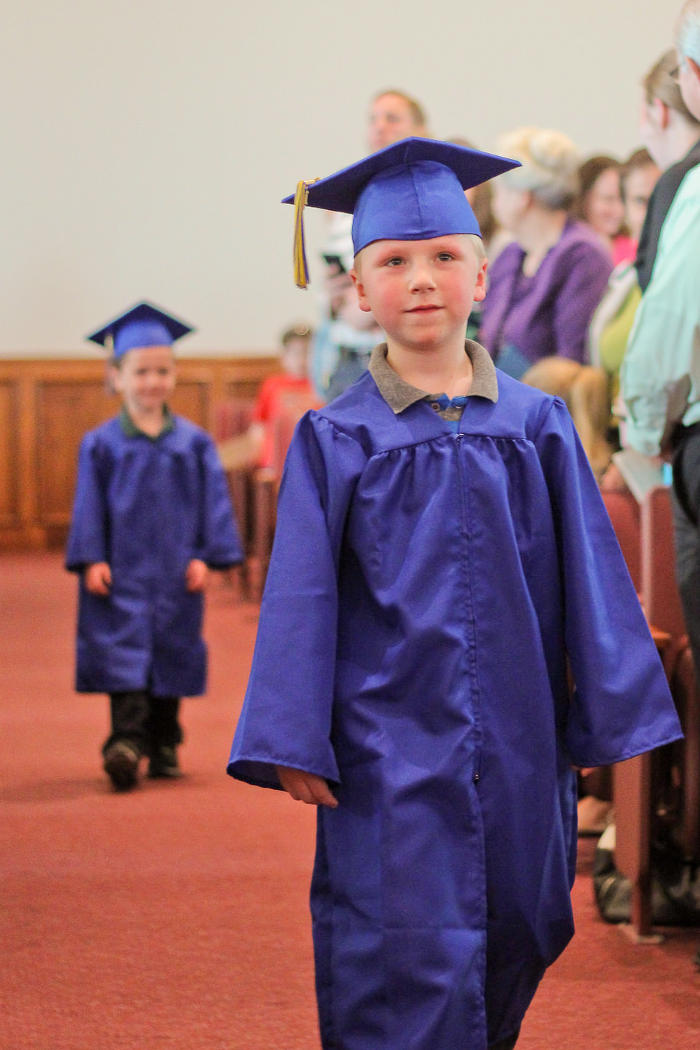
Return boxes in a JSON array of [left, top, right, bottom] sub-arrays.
[[109, 363, 122, 394], [351, 267, 373, 313], [651, 97, 669, 130], [472, 258, 488, 303]]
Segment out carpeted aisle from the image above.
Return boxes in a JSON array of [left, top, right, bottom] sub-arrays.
[[1, 552, 699, 1049]]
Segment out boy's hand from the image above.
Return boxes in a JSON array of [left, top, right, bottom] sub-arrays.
[[185, 559, 208, 592], [84, 562, 112, 596], [276, 766, 338, 808]]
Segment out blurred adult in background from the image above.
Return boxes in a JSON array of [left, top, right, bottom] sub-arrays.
[[600, 48, 700, 489], [635, 47, 700, 292], [573, 155, 632, 264], [621, 1, 700, 689], [479, 127, 612, 379], [583, 49, 696, 835], [367, 88, 429, 152], [312, 89, 429, 401], [588, 149, 660, 420], [521, 356, 613, 481], [449, 135, 511, 339]]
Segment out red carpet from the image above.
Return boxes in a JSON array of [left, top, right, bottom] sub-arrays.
[[1, 552, 698, 1049]]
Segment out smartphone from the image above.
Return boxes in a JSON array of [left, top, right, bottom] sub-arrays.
[[322, 253, 347, 274]]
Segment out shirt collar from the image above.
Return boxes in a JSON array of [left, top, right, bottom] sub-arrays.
[[119, 406, 175, 438], [369, 340, 499, 414]]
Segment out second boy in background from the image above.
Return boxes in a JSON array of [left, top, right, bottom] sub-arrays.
[[67, 302, 242, 791]]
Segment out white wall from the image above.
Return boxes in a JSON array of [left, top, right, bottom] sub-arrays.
[[2, 0, 679, 355]]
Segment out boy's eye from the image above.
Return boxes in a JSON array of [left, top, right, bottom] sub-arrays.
[[384, 256, 404, 267], [437, 252, 455, 262]]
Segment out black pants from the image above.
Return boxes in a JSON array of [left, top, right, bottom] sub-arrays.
[[672, 428, 700, 683], [490, 1029, 520, 1050], [104, 691, 182, 757]]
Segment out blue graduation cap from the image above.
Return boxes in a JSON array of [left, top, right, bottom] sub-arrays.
[[86, 301, 195, 360], [282, 136, 520, 287]]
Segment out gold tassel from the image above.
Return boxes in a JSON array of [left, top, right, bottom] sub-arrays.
[[293, 179, 319, 289]]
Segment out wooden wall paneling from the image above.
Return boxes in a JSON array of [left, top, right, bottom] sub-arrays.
[[0, 377, 21, 527], [36, 374, 118, 529], [0, 355, 278, 550], [170, 367, 217, 430]]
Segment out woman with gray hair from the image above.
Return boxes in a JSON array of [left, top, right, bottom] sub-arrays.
[[479, 127, 612, 379]]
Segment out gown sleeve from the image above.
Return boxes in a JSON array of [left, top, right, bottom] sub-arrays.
[[65, 433, 109, 572], [227, 411, 367, 790], [534, 398, 683, 766], [193, 435, 244, 568]]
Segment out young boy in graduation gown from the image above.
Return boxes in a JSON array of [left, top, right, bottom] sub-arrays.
[[66, 302, 243, 791], [227, 140, 682, 1050]]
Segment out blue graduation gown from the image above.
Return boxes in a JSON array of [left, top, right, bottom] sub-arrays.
[[66, 414, 242, 697], [227, 369, 681, 1049]]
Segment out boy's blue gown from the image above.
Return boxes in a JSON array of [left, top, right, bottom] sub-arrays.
[[228, 366, 681, 1050], [66, 415, 242, 696]]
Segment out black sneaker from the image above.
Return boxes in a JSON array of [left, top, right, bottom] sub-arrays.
[[148, 745, 183, 779], [103, 741, 140, 791]]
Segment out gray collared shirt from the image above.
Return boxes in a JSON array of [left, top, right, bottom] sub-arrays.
[[368, 340, 499, 419]]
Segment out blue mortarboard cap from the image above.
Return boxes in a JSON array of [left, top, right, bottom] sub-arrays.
[[282, 137, 520, 287], [86, 301, 195, 359]]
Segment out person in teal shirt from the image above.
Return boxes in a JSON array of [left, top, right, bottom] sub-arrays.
[[621, 0, 700, 690]]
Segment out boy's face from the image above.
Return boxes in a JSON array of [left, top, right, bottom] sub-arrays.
[[112, 344, 176, 416], [352, 235, 487, 354]]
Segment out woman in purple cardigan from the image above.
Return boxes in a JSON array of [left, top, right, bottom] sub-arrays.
[[479, 127, 612, 379]]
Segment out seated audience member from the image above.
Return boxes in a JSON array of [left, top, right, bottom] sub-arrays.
[[573, 155, 632, 264], [479, 127, 612, 379], [312, 89, 429, 400], [250, 324, 317, 468], [521, 357, 612, 482], [450, 136, 511, 340], [588, 149, 661, 422], [218, 324, 317, 471], [323, 288, 383, 403]]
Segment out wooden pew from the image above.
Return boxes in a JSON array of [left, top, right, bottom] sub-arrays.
[[213, 398, 256, 598], [215, 390, 320, 599], [606, 449, 699, 938], [249, 391, 321, 596]]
